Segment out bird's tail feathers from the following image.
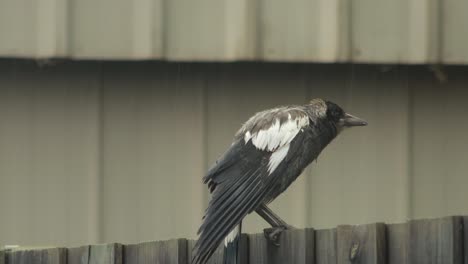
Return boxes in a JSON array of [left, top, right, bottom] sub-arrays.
[[223, 223, 241, 264]]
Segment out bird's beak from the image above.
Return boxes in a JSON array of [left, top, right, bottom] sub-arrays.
[[341, 113, 368, 127]]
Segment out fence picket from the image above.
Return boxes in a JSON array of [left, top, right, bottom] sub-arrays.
[[387, 223, 408, 264], [124, 239, 187, 264], [187, 234, 248, 264], [315, 228, 337, 264], [7, 248, 66, 264], [248, 228, 314, 264], [67, 246, 89, 264], [336, 223, 386, 264], [187, 240, 222, 264], [247, 233, 267, 264], [87, 244, 122, 264], [464, 217, 468, 264], [408, 216, 463, 264]]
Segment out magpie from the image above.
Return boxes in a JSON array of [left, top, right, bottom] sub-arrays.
[[191, 99, 367, 264]]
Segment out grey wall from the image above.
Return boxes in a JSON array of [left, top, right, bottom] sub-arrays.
[[0, 60, 467, 247]]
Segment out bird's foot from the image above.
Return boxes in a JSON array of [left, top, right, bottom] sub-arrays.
[[264, 226, 289, 246]]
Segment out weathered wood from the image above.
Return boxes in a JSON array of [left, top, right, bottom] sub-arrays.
[[187, 240, 223, 264], [336, 223, 386, 264], [248, 233, 267, 264], [67, 246, 90, 264], [187, 234, 248, 264], [408, 216, 463, 264], [464, 217, 468, 264], [87, 244, 122, 264], [124, 239, 187, 264], [3, 216, 468, 264], [387, 223, 408, 264], [315, 228, 337, 264], [248, 228, 314, 264], [238, 234, 249, 264], [7, 248, 66, 264]]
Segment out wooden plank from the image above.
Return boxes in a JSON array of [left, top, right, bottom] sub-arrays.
[[248, 233, 267, 264], [408, 216, 463, 264], [315, 228, 337, 264], [124, 239, 187, 264], [238, 234, 249, 264], [465, 217, 468, 264], [7, 248, 66, 264], [336, 223, 386, 264], [67, 246, 90, 264], [187, 239, 223, 264], [88, 244, 122, 264], [187, 234, 248, 264], [387, 223, 408, 264], [248, 228, 314, 264]]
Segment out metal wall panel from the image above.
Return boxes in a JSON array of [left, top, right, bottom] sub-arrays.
[[99, 63, 206, 243], [0, 61, 101, 246], [165, 0, 257, 60], [441, 0, 468, 64], [0, 1, 39, 57], [352, 0, 446, 64], [411, 68, 468, 219], [69, 0, 164, 59], [0, 0, 67, 58], [257, 0, 343, 62], [1, 0, 468, 63], [0, 60, 467, 248], [352, 0, 410, 63]]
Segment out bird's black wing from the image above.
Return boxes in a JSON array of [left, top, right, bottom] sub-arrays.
[[192, 107, 311, 264], [192, 139, 270, 264]]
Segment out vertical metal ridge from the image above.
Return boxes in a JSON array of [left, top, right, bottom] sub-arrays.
[[96, 62, 105, 244]]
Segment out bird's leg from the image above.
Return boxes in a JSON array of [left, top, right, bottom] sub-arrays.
[[256, 204, 293, 228], [255, 204, 294, 246]]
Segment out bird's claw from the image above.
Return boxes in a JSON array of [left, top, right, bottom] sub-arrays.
[[264, 226, 287, 246]]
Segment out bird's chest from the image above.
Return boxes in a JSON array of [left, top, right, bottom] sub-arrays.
[[281, 145, 316, 186], [266, 129, 326, 201]]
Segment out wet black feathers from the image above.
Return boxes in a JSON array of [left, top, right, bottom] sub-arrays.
[[192, 140, 270, 264], [191, 104, 339, 264]]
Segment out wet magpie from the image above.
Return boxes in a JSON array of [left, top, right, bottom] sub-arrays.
[[191, 99, 367, 264]]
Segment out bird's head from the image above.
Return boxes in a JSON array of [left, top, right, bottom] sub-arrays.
[[309, 98, 368, 129]]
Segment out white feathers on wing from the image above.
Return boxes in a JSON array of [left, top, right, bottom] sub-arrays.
[[268, 145, 290, 174], [244, 114, 309, 174], [224, 225, 240, 247], [251, 118, 282, 151], [244, 131, 252, 143], [245, 114, 309, 151]]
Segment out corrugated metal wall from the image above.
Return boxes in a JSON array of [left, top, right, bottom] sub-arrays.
[[1, 0, 468, 63], [1, 60, 467, 247]]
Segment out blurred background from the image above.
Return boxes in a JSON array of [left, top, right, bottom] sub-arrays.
[[0, 0, 467, 248]]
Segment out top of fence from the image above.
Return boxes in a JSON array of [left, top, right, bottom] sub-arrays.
[[1, 215, 467, 264]]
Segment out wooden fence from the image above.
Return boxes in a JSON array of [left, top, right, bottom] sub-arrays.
[[1, 216, 467, 264]]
